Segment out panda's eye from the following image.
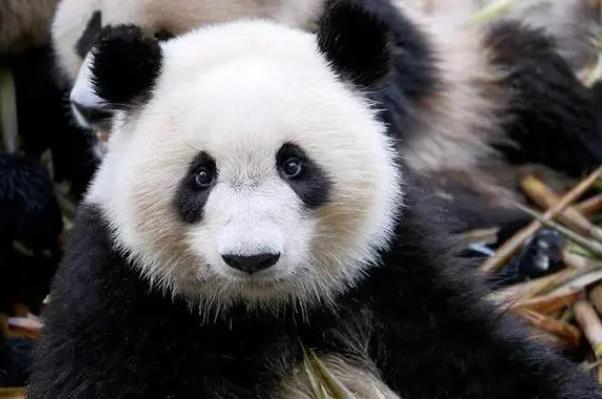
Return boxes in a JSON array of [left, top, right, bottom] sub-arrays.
[[280, 157, 304, 179], [194, 167, 214, 189]]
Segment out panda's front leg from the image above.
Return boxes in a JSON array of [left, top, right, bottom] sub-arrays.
[[365, 218, 602, 399], [276, 353, 400, 399]]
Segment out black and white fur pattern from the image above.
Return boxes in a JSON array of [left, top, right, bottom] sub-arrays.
[[55, 0, 602, 234], [53, 0, 323, 131], [52, 0, 324, 83], [407, 0, 602, 76], [29, 2, 601, 397]]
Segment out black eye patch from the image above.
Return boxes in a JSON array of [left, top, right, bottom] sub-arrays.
[[154, 29, 175, 42], [76, 10, 103, 58], [173, 152, 217, 224], [276, 143, 331, 209]]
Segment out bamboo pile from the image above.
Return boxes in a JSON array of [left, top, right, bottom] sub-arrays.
[[482, 168, 602, 382]]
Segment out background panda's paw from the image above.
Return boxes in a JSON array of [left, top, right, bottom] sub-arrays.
[[495, 228, 566, 286]]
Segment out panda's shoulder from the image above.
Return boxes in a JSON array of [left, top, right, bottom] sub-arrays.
[[47, 204, 163, 329]]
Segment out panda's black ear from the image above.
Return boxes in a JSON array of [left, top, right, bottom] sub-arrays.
[[91, 25, 162, 110], [317, 0, 392, 88]]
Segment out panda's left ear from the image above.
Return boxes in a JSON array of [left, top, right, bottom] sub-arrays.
[[317, 0, 393, 89], [91, 25, 163, 110]]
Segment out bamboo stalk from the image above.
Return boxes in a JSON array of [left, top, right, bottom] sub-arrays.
[[589, 284, 602, 316], [309, 351, 357, 399], [564, 250, 599, 270], [0, 387, 26, 399], [0, 66, 18, 153], [575, 300, 602, 358], [7, 316, 42, 339], [538, 266, 602, 296], [514, 204, 602, 258], [577, 195, 602, 217], [520, 175, 602, 241], [492, 257, 602, 308], [481, 166, 602, 273], [513, 290, 581, 315], [490, 268, 579, 305], [517, 309, 582, 349]]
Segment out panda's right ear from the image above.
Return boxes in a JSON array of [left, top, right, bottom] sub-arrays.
[[90, 25, 163, 110], [317, 0, 392, 89]]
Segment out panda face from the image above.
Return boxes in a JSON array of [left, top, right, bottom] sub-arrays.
[[87, 8, 400, 313]]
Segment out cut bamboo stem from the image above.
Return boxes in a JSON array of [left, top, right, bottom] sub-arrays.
[[520, 174, 602, 241], [590, 283, 602, 316], [481, 166, 602, 273], [513, 290, 581, 315], [575, 300, 602, 358], [517, 308, 582, 349], [564, 250, 598, 270], [577, 194, 602, 217], [515, 204, 602, 258], [491, 268, 579, 305]]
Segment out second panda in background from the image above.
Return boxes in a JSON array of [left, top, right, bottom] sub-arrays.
[[55, 0, 602, 239], [29, 1, 601, 398]]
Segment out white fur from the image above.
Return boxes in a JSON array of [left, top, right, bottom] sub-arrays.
[[52, 0, 324, 83], [69, 52, 103, 129], [403, 0, 602, 74], [87, 21, 403, 316]]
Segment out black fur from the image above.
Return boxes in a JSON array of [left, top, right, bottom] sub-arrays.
[[28, 197, 600, 398], [91, 25, 162, 109], [351, 0, 439, 144], [0, 154, 62, 251], [174, 152, 218, 224], [154, 29, 175, 42], [76, 10, 103, 59], [0, 335, 34, 388], [486, 22, 602, 176], [3, 46, 98, 198], [318, 0, 393, 88], [276, 143, 331, 209]]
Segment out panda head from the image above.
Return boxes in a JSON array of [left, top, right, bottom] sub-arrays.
[[87, 0, 401, 314], [53, 0, 326, 130]]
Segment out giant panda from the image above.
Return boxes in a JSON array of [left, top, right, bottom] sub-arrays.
[[0, 0, 98, 198], [51, 0, 323, 132], [408, 0, 602, 77], [52, 0, 602, 238], [28, 2, 601, 397]]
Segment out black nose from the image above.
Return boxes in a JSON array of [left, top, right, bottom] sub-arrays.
[[71, 101, 113, 127], [222, 253, 280, 274]]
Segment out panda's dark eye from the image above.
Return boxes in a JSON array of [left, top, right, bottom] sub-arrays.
[[280, 157, 304, 179], [194, 167, 214, 189], [276, 143, 331, 209]]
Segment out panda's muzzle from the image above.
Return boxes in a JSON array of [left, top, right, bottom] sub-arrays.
[[221, 253, 280, 274], [71, 101, 114, 130]]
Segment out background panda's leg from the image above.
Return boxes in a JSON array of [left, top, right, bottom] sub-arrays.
[[485, 21, 602, 177]]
